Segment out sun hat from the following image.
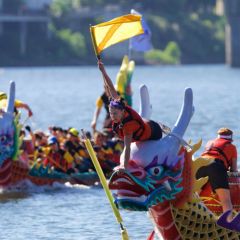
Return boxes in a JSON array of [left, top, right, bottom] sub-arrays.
[[69, 128, 79, 137], [48, 136, 58, 145], [217, 128, 233, 140], [0, 92, 7, 100]]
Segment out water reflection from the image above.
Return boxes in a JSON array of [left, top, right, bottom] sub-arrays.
[[0, 191, 30, 203]]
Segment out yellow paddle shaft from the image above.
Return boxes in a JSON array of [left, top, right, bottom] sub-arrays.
[[84, 138, 123, 223]]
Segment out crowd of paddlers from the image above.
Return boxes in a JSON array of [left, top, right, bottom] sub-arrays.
[[19, 125, 123, 176]]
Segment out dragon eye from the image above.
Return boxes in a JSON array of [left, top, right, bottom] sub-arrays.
[[148, 166, 164, 177], [0, 136, 7, 143]]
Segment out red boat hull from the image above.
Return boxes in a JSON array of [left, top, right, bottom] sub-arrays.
[[0, 159, 98, 188], [199, 172, 240, 214]]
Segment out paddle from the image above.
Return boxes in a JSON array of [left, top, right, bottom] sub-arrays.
[[46, 155, 67, 173], [22, 116, 30, 126], [81, 129, 129, 240]]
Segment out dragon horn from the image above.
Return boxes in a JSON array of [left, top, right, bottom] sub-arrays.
[[6, 81, 15, 114], [172, 88, 193, 138], [139, 84, 152, 119]]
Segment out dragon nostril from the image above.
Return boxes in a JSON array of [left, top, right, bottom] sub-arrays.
[[134, 171, 143, 177]]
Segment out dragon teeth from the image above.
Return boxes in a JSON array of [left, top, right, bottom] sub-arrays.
[[163, 180, 172, 191]]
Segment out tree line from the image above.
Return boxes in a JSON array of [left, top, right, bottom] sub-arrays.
[[0, 0, 224, 66]]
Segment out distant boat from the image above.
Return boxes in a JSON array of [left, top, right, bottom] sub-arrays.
[[0, 81, 99, 189], [0, 158, 99, 188]]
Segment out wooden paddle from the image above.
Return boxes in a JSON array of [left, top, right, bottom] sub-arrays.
[[82, 129, 129, 240]]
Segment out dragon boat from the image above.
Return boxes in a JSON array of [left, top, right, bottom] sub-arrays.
[[109, 85, 240, 239], [0, 82, 99, 189], [199, 172, 240, 215]]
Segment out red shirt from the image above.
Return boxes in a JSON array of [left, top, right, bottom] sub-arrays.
[[201, 138, 237, 169], [112, 106, 152, 141]]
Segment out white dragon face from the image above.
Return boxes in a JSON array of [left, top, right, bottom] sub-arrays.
[[0, 81, 15, 166], [109, 85, 194, 210]]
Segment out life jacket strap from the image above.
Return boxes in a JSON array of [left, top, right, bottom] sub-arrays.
[[169, 132, 193, 151], [206, 146, 229, 165]]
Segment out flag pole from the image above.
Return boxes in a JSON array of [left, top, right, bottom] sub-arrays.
[[90, 25, 101, 60], [128, 39, 132, 60], [81, 129, 129, 240]]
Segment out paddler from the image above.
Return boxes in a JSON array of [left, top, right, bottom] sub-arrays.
[[97, 59, 170, 169], [0, 91, 33, 117], [196, 128, 238, 221], [91, 86, 111, 131]]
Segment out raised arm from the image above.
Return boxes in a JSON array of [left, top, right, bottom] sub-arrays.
[[16, 100, 33, 117], [120, 134, 132, 169], [98, 60, 119, 100], [91, 106, 101, 131]]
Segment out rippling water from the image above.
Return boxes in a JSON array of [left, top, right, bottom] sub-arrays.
[[0, 64, 239, 240]]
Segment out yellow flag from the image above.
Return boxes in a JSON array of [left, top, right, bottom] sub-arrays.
[[90, 14, 144, 55]]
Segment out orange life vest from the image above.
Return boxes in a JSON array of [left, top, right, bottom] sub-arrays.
[[202, 138, 232, 169], [112, 106, 146, 141]]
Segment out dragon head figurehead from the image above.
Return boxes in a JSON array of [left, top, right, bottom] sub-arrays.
[[109, 86, 194, 211], [0, 81, 17, 166], [109, 85, 240, 238]]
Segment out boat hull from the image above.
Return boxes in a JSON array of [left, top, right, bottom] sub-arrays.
[[199, 171, 240, 214], [0, 160, 99, 188]]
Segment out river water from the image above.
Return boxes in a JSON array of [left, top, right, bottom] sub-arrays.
[[0, 64, 239, 240]]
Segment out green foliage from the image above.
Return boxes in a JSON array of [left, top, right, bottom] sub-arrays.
[[147, 15, 177, 50], [55, 29, 86, 57], [214, 17, 225, 41], [166, 41, 181, 60], [50, 0, 82, 17], [149, 15, 169, 31], [179, 13, 225, 63], [0, 0, 226, 66], [144, 41, 181, 64]]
